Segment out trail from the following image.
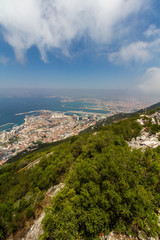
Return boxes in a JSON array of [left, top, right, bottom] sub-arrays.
[[23, 183, 65, 240], [7, 183, 65, 240], [17, 151, 54, 173]]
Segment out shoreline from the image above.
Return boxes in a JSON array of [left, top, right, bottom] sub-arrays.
[[0, 109, 110, 133], [0, 110, 98, 165]]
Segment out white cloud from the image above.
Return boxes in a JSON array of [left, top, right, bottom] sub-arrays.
[[144, 24, 160, 38], [138, 67, 160, 93], [0, 0, 147, 62], [108, 41, 152, 64], [108, 25, 160, 64], [0, 55, 9, 65]]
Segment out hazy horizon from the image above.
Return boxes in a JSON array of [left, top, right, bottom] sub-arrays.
[[0, 88, 160, 103]]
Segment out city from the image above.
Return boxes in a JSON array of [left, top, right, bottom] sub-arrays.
[[0, 110, 100, 165], [0, 96, 158, 165]]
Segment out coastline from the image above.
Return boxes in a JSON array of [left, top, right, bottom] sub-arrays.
[[0, 98, 98, 132], [0, 111, 99, 165]]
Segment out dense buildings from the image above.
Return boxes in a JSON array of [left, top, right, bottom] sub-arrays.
[[0, 111, 98, 164]]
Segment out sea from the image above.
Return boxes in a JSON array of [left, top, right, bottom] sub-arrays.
[[0, 97, 109, 132]]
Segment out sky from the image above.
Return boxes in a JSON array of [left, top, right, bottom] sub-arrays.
[[0, 0, 160, 94]]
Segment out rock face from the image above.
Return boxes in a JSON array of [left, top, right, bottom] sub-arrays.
[[128, 113, 160, 150]]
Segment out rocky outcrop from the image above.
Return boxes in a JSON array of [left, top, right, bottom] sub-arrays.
[[128, 130, 160, 149], [128, 113, 160, 150]]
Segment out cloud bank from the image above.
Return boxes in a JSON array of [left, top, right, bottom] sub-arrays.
[[138, 67, 160, 93], [0, 0, 147, 62]]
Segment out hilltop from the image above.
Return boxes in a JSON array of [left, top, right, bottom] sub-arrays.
[[0, 102, 160, 240]]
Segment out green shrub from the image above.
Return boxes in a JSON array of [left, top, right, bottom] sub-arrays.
[[26, 207, 35, 219], [150, 124, 160, 134]]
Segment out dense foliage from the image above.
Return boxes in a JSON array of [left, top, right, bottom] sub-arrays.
[[0, 111, 160, 240], [0, 140, 77, 239], [41, 130, 160, 240]]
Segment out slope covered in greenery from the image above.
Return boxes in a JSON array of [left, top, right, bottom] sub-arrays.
[[0, 105, 160, 240], [41, 120, 160, 239]]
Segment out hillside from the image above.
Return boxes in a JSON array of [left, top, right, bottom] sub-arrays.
[[88, 102, 160, 131], [0, 103, 160, 240]]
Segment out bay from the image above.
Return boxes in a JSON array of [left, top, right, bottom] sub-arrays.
[[0, 97, 109, 132]]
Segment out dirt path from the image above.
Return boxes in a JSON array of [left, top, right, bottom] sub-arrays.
[[7, 183, 65, 240], [17, 152, 54, 173]]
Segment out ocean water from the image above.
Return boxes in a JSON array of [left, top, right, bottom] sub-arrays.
[[0, 97, 109, 132]]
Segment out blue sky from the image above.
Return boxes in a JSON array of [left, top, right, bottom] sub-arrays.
[[0, 0, 160, 93]]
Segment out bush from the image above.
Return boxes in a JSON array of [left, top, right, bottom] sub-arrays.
[[25, 207, 35, 219], [150, 124, 160, 134]]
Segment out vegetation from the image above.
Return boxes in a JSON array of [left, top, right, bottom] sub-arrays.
[[0, 140, 78, 239], [150, 124, 160, 134], [0, 106, 160, 239], [6, 137, 70, 164], [41, 130, 160, 239]]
